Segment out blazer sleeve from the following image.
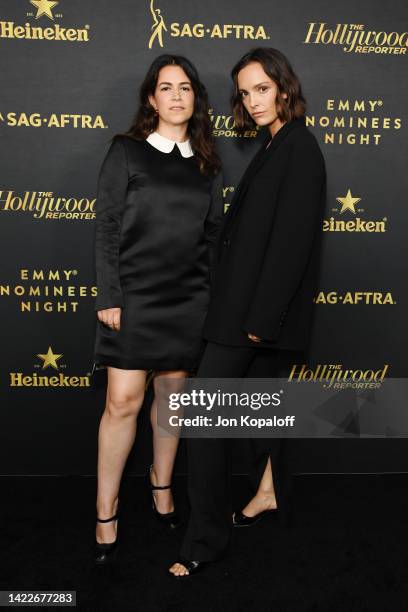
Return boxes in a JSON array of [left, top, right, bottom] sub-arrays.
[[94, 136, 128, 311], [243, 137, 326, 341], [204, 168, 224, 276]]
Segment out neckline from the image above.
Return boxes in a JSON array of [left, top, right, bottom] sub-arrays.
[[146, 131, 193, 158], [263, 116, 305, 149]]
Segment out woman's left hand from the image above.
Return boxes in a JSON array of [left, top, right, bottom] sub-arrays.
[[248, 333, 261, 343]]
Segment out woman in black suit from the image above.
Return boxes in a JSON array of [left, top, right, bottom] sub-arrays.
[[170, 47, 326, 577]]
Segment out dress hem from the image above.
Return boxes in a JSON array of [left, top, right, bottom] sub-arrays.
[[91, 357, 198, 374]]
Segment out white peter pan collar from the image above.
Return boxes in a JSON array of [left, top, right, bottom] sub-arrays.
[[146, 131, 194, 158]]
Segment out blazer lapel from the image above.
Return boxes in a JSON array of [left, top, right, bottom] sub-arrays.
[[221, 117, 305, 236], [220, 138, 269, 235]]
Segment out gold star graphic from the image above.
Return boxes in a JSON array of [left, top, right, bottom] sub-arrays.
[[30, 0, 59, 20], [336, 189, 361, 214], [37, 346, 63, 370]]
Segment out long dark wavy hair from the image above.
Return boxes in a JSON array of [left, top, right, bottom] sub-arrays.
[[121, 54, 220, 176], [231, 48, 306, 132]]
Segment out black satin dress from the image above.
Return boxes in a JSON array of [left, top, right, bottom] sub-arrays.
[[91, 135, 223, 372]]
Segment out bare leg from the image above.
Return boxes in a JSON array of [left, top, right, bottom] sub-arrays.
[[240, 457, 277, 518], [96, 367, 147, 544], [150, 370, 188, 514]]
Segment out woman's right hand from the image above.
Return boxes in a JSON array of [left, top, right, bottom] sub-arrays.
[[97, 307, 122, 331]]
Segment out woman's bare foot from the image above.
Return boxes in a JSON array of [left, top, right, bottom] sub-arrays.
[[96, 498, 118, 544], [240, 491, 277, 518], [150, 465, 175, 514], [169, 562, 189, 577]]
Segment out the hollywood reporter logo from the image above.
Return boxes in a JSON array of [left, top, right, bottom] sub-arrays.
[[304, 22, 408, 55]]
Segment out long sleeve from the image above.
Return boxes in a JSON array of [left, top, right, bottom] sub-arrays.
[[204, 168, 224, 275], [243, 137, 326, 341], [94, 136, 128, 311]]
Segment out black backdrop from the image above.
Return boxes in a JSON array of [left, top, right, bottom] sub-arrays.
[[1, 0, 407, 475]]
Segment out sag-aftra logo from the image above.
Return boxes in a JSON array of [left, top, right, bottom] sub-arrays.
[[0, 113, 106, 129], [314, 292, 396, 305], [0, 0, 90, 42], [148, 0, 269, 49]]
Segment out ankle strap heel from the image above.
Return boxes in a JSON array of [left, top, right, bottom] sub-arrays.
[[96, 513, 118, 523], [148, 464, 180, 529], [94, 502, 119, 565]]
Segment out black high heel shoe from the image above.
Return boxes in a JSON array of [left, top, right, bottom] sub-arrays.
[[232, 507, 278, 527], [94, 504, 119, 564], [149, 464, 180, 529]]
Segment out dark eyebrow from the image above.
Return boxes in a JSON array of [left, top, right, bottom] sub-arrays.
[[239, 81, 271, 92], [158, 81, 192, 86]]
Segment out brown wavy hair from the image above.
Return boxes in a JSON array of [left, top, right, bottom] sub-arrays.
[[231, 48, 306, 132], [121, 54, 220, 176]]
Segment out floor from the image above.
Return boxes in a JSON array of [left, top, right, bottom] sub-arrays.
[[2, 474, 408, 611]]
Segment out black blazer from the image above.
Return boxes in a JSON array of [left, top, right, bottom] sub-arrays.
[[203, 116, 326, 351]]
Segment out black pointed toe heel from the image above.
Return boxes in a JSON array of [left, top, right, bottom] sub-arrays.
[[232, 507, 277, 527], [94, 505, 119, 564], [171, 558, 206, 578], [149, 464, 181, 529]]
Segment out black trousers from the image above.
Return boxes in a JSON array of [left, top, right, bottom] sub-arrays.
[[180, 341, 303, 562]]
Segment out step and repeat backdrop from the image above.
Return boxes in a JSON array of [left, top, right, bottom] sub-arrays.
[[1, 0, 407, 474]]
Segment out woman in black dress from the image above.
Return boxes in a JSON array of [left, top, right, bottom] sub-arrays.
[[170, 48, 326, 577], [92, 54, 223, 563]]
